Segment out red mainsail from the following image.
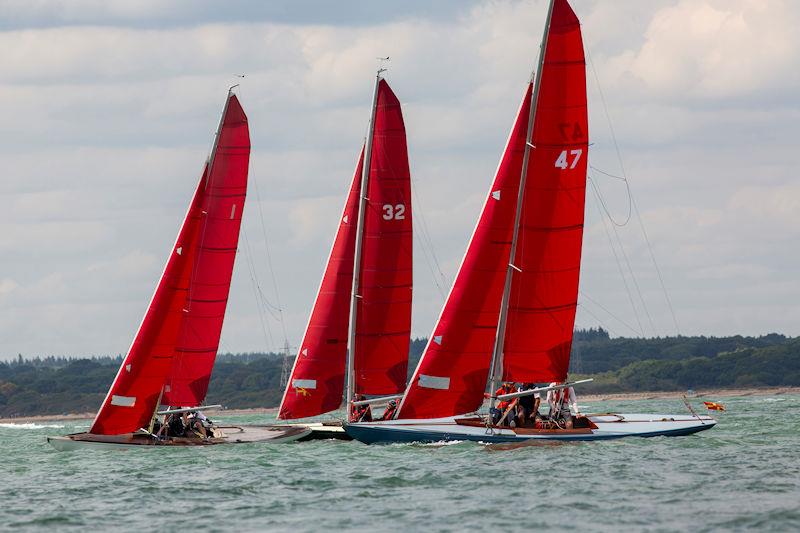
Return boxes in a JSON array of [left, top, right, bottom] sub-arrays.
[[398, 0, 587, 418], [354, 79, 413, 395], [90, 94, 249, 434], [398, 86, 533, 419], [502, 0, 587, 383], [278, 150, 363, 420], [163, 94, 250, 405]]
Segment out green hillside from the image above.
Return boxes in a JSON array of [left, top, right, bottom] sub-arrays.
[[1, 331, 797, 418]]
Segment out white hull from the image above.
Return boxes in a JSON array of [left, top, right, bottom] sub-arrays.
[[345, 413, 717, 444], [46, 424, 311, 451], [294, 422, 351, 441]]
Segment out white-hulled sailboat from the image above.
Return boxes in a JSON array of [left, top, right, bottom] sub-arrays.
[[48, 90, 310, 450], [345, 0, 716, 444]]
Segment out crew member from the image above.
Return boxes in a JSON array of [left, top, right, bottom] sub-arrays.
[[490, 382, 518, 427], [378, 399, 398, 421], [547, 382, 578, 429], [516, 383, 541, 428], [351, 394, 373, 423], [185, 410, 212, 439]]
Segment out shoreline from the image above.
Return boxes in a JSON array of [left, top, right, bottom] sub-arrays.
[[1, 386, 797, 424]]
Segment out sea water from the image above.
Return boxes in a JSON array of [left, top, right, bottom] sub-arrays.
[[1, 395, 798, 531]]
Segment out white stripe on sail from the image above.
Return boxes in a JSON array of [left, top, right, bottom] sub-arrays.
[[292, 379, 317, 390], [418, 375, 450, 390], [110, 395, 136, 407]]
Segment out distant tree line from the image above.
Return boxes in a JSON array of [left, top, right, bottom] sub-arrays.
[[1, 331, 797, 418]]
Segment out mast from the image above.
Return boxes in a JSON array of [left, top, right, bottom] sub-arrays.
[[487, 0, 555, 413], [345, 69, 384, 420], [207, 85, 238, 185]]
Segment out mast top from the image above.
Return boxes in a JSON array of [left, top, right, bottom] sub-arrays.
[[376, 56, 390, 77]]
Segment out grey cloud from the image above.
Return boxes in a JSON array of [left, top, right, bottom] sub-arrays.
[[1, 0, 799, 360]]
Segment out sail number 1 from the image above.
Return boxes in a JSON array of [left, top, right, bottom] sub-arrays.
[[382, 204, 406, 220], [554, 149, 583, 170]]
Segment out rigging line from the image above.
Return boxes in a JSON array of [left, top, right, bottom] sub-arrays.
[[251, 176, 290, 345], [586, 48, 629, 192], [576, 303, 619, 339], [587, 48, 680, 335], [632, 192, 681, 334], [587, 167, 632, 226], [412, 209, 446, 299], [590, 165, 626, 181], [414, 223, 447, 299], [589, 181, 645, 337], [579, 290, 641, 337], [409, 173, 448, 294], [241, 228, 275, 351], [592, 177, 657, 336]]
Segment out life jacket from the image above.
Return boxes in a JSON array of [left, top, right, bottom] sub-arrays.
[[496, 384, 517, 410], [552, 386, 574, 411], [381, 405, 397, 421]]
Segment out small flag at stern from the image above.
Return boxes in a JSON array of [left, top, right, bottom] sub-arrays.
[[703, 401, 725, 411]]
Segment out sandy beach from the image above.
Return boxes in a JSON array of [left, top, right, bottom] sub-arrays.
[[2, 387, 797, 425]]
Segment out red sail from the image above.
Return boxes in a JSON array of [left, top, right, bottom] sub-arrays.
[[278, 150, 363, 420], [90, 175, 206, 434], [90, 94, 249, 434], [354, 79, 413, 395], [398, 85, 533, 419], [164, 94, 250, 405], [502, 0, 587, 383]]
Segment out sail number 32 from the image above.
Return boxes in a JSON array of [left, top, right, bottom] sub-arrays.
[[382, 204, 406, 220], [554, 149, 583, 170]]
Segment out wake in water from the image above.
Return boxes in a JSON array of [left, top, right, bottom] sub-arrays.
[[0, 423, 65, 430]]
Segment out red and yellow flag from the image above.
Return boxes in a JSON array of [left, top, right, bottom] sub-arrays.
[[703, 401, 725, 411]]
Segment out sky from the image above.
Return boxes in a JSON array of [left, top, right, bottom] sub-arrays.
[[1, 0, 798, 360]]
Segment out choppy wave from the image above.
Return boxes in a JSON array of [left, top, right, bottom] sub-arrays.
[[0, 423, 65, 429], [1, 395, 799, 530]]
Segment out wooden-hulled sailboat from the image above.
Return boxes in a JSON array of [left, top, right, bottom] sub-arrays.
[[277, 72, 413, 439], [345, 0, 716, 444], [48, 90, 310, 450]]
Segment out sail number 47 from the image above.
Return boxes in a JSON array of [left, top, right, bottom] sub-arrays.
[[555, 149, 583, 170], [382, 204, 406, 220]]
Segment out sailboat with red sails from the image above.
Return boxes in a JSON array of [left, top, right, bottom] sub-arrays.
[[277, 71, 413, 439], [48, 89, 310, 450], [345, 0, 716, 444]]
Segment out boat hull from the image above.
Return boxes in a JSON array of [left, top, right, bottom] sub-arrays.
[[293, 421, 352, 442], [46, 425, 311, 451], [345, 413, 717, 444]]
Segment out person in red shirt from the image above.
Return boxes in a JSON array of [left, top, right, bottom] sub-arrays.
[[351, 394, 373, 423], [489, 382, 519, 427]]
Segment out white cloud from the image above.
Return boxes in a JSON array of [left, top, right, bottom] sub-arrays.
[[1, 0, 799, 359]]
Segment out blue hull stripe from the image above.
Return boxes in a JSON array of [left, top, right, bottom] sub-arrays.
[[345, 423, 714, 445]]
